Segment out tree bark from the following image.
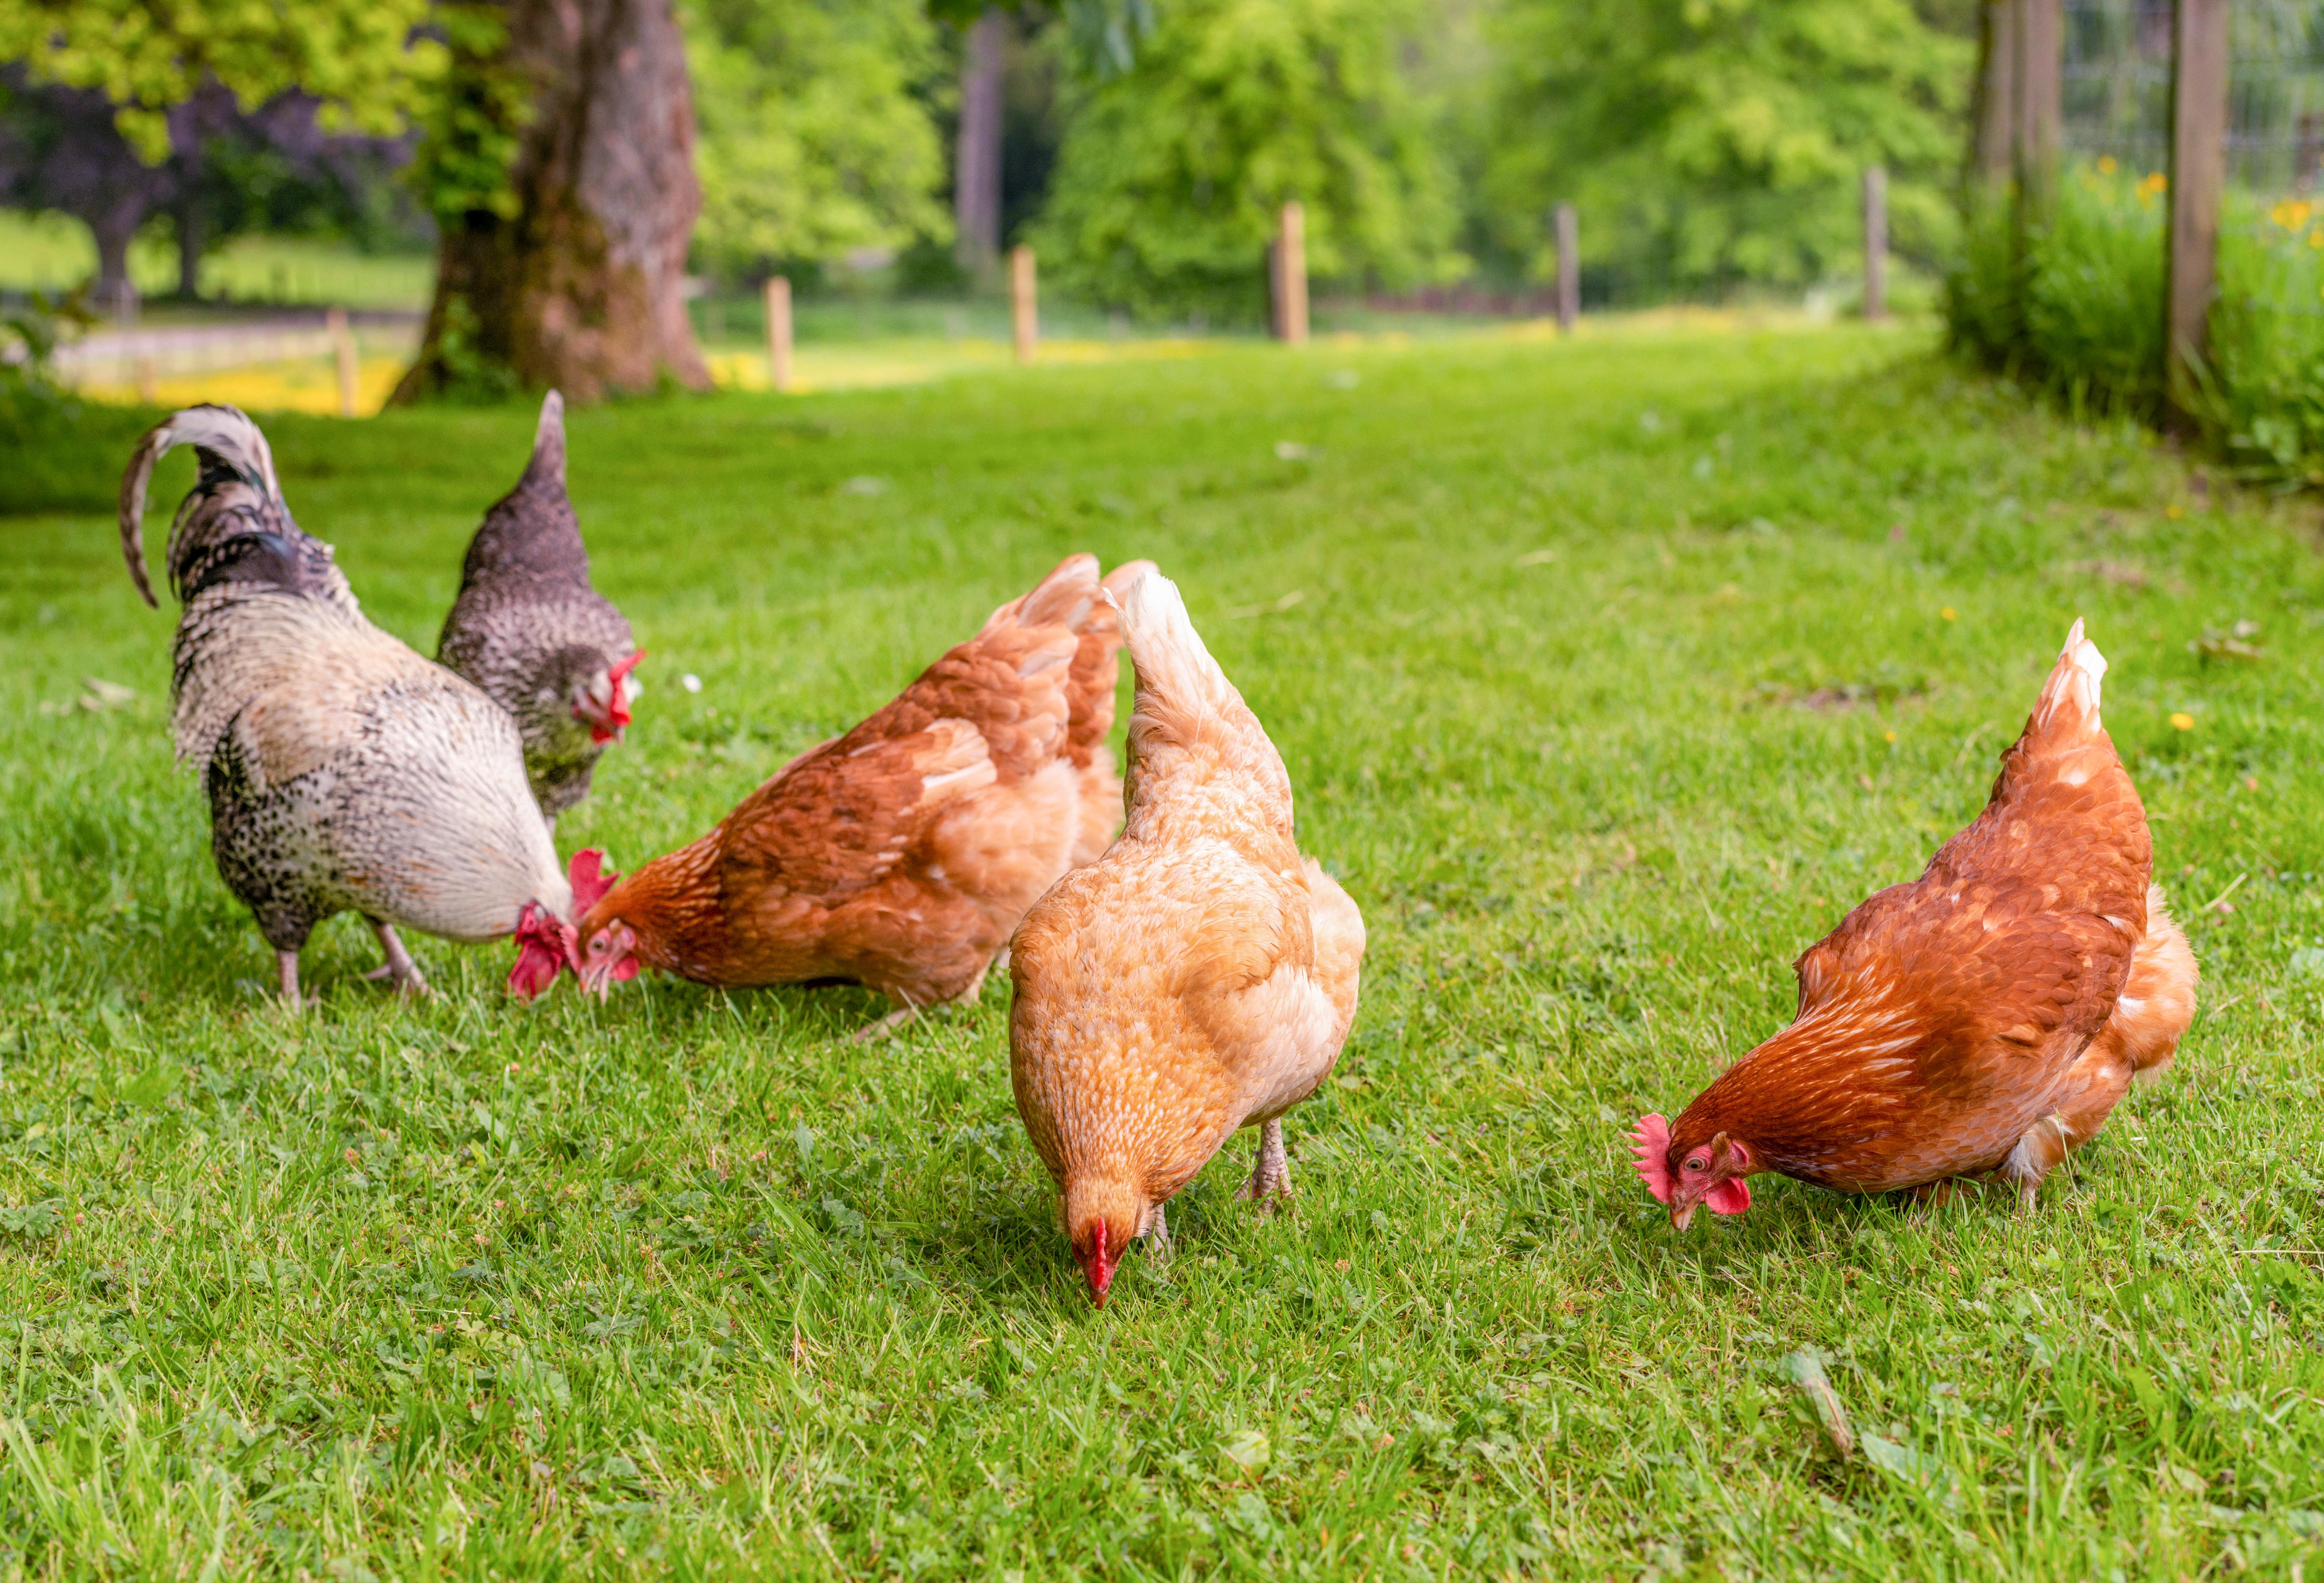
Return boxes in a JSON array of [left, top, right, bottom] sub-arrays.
[[1971, 0, 2016, 191], [954, 9, 1006, 276], [174, 189, 204, 299], [88, 198, 145, 318], [394, 0, 709, 404]]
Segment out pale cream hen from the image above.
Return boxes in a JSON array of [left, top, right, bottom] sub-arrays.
[[1008, 567, 1364, 1305]]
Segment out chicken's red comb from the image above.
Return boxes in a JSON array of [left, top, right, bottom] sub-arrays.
[[508, 901, 574, 1001], [569, 848, 619, 915], [608, 650, 644, 728], [1630, 1113, 1675, 1204]]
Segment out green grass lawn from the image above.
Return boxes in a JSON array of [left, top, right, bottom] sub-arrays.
[[4, 324, 2323, 1579]]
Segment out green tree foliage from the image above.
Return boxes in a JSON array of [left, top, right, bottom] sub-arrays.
[[1483, 0, 1972, 297], [0, 0, 440, 161], [406, 4, 528, 224], [685, 0, 951, 277], [1029, 0, 1461, 323]]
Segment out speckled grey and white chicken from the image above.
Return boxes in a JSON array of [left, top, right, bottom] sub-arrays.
[[119, 404, 579, 1006], [436, 392, 639, 828]]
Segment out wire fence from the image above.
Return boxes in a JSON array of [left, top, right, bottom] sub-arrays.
[[2063, 0, 2324, 321], [2065, 0, 2324, 184]]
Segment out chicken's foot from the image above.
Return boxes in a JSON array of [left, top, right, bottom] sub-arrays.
[[366, 920, 432, 999], [1237, 1119, 1292, 1212], [1146, 1202, 1172, 1264], [851, 1005, 918, 1044], [276, 950, 304, 1011], [1905, 1177, 1981, 1221]]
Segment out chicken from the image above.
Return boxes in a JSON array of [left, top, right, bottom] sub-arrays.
[[1007, 567, 1366, 1306], [436, 391, 640, 829], [1063, 584, 1128, 866], [558, 553, 1141, 1033], [119, 404, 582, 1006], [1631, 621, 2197, 1228]]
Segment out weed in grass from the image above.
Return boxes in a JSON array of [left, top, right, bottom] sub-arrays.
[[0, 327, 2321, 1576]]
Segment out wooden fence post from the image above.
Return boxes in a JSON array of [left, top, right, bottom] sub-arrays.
[[1554, 203, 1578, 333], [1275, 202, 1308, 344], [2166, 0, 2229, 428], [1011, 245, 1038, 364], [327, 306, 359, 417], [1862, 168, 1888, 321], [764, 275, 793, 393]]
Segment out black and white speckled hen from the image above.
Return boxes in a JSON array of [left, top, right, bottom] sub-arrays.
[[436, 392, 639, 828], [119, 404, 581, 1007]]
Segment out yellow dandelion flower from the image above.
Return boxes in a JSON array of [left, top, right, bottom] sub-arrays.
[[2310, 228, 2323, 248], [2170, 712, 2195, 731], [2096, 155, 2118, 175], [1940, 607, 1957, 622], [1884, 730, 1898, 743]]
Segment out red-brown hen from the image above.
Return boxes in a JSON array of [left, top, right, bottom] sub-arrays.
[[555, 553, 1141, 1037], [1633, 621, 2197, 1227]]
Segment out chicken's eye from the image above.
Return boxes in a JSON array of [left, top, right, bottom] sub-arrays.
[[1685, 1156, 1708, 1172]]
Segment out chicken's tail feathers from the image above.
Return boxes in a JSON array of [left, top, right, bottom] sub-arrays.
[[2032, 617, 2107, 739], [528, 391, 567, 488], [118, 404, 279, 609], [1095, 560, 1157, 630], [1111, 566, 1294, 826], [1110, 565, 1234, 722], [1058, 559, 1151, 762], [1011, 552, 1101, 632]]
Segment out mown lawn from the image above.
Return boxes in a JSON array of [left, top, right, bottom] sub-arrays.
[[3, 324, 2322, 1579]]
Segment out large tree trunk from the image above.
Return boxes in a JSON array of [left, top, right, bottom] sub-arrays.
[[173, 191, 204, 299], [87, 197, 145, 320], [954, 9, 1006, 276], [394, 0, 709, 404]]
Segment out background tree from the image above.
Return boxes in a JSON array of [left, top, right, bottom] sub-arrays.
[[932, 0, 1149, 283], [1481, 0, 1972, 300], [1, 0, 435, 311], [0, 0, 436, 156], [0, 69, 414, 310], [0, 72, 176, 310], [685, 0, 952, 282], [1029, 0, 1459, 323], [393, 0, 709, 403], [954, 8, 1006, 274]]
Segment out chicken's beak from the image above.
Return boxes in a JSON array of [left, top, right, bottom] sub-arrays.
[[1078, 1222, 1118, 1307], [576, 691, 624, 745], [1670, 1201, 1697, 1233]]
